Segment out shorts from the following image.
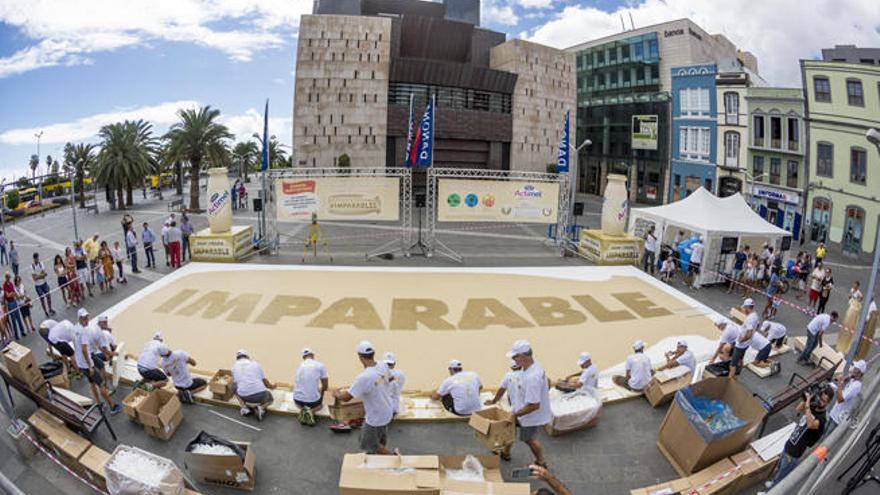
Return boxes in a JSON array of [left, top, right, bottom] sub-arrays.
[[79, 367, 104, 386], [35, 283, 50, 298], [76, 268, 90, 284], [137, 365, 168, 382], [52, 341, 75, 357], [755, 344, 772, 362], [57, 276, 68, 287], [359, 424, 388, 453], [90, 352, 106, 370], [809, 289, 819, 302], [730, 346, 748, 371], [440, 394, 470, 417], [689, 263, 701, 275], [519, 425, 541, 442], [19, 304, 30, 318], [237, 390, 271, 405], [294, 397, 323, 410], [731, 268, 742, 280], [772, 337, 786, 348], [176, 377, 207, 392]]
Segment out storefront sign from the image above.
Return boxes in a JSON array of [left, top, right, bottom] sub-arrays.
[[752, 186, 799, 205], [437, 179, 560, 224], [632, 115, 659, 151]]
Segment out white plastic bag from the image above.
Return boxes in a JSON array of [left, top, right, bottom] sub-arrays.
[[105, 445, 184, 495], [547, 387, 602, 434]]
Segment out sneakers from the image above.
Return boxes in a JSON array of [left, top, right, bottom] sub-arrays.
[[298, 407, 316, 426], [239, 407, 252, 417], [109, 404, 123, 415], [765, 480, 774, 488], [256, 405, 266, 422]]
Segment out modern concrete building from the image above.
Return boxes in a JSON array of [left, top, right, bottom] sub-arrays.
[[821, 45, 880, 65], [566, 18, 757, 204], [801, 59, 880, 254], [745, 87, 806, 241], [294, 0, 575, 173]]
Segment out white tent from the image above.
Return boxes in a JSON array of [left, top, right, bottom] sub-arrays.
[[628, 187, 792, 285]]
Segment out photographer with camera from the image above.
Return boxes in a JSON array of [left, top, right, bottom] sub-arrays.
[[761, 384, 833, 492]]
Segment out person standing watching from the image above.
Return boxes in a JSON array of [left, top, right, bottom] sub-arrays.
[[180, 215, 194, 262], [816, 267, 834, 314], [141, 222, 156, 269], [9, 241, 19, 277], [293, 347, 329, 421], [31, 253, 55, 316], [728, 245, 749, 293], [688, 237, 705, 289], [231, 349, 276, 421], [827, 360, 866, 434], [334, 341, 394, 455], [125, 225, 140, 274], [643, 226, 658, 275], [167, 221, 182, 268], [73, 241, 93, 297], [3, 272, 25, 340], [431, 359, 482, 417], [798, 311, 838, 366], [0, 230, 7, 265]]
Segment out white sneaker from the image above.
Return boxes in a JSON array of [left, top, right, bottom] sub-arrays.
[[256, 406, 265, 421], [765, 480, 775, 488], [239, 407, 251, 416]]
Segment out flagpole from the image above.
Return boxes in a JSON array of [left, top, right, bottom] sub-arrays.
[[430, 93, 436, 168], [405, 93, 414, 167]]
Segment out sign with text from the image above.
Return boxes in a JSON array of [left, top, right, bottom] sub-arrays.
[[437, 179, 560, 224], [276, 177, 400, 221], [632, 114, 659, 150]]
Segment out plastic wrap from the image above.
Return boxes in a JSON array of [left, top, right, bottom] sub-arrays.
[[105, 445, 184, 495], [675, 387, 746, 443], [547, 387, 602, 433], [185, 431, 246, 461], [445, 455, 485, 482]]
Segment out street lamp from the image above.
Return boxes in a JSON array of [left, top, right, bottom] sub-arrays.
[[844, 128, 880, 373], [743, 172, 767, 207]]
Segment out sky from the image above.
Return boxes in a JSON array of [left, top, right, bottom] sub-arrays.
[[0, 0, 878, 181]]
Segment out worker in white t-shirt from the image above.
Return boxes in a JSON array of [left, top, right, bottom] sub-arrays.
[[72, 308, 122, 414], [659, 340, 696, 373], [293, 347, 328, 414], [760, 321, 788, 348], [798, 311, 838, 365], [91, 315, 117, 388], [827, 360, 866, 434], [556, 352, 598, 391], [710, 317, 739, 364], [39, 319, 75, 372], [431, 359, 482, 416], [729, 298, 758, 378], [162, 349, 207, 403], [231, 349, 276, 421], [485, 360, 521, 409], [334, 341, 395, 454], [137, 331, 170, 388], [383, 352, 406, 415], [613, 340, 653, 392], [689, 237, 705, 289], [748, 330, 777, 372], [500, 340, 551, 467]]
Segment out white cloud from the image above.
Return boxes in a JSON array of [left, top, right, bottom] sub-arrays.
[[528, 0, 880, 86], [515, 0, 553, 8], [0, 100, 199, 145], [0, 0, 312, 77], [221, 107, 292, 146], [482, 0, 519, 27]]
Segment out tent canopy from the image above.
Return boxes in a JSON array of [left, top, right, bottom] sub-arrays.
[[630, 187, 790, 237]]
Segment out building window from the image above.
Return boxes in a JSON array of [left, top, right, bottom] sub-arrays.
[[724, 92, 739, 125], [850, 147, 867, 185], [787, 160, 799, 188], [608, 47, 617, 62], [621, 44, 630, 60], [724, 131, 740, 168], [846, 78, 864, 106], [704, 178, 713, 192], [753, 115, 765, 147], [816, 142, 834, 178], [633, 42, 643, 60], [787, 118, 799, 152], [753, 156, 765, 179], [597, 50, 605, 64], [813, 76, 831, 102], [648, 39, 658, 58], [770, 158, 781, 185], [679, 126, 711, 161], [680, 88, 710, 116], [770, 116, 782, 149]]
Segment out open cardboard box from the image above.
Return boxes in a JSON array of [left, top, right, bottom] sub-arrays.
[[469, 406, 515, 451], [184, 440, 256, 491], [144, 408, 184, 441], [656, 377, 765, 476], [438, 455, 528, 494], [329, 389, 365, 421], [644, 367, 692, 407], [122, 388, 150, 422], [137, 388, 183, 430], [209, 369, 234, 401]]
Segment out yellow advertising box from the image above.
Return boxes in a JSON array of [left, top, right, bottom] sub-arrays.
[[190, 225, 253, 262], [579, 229, 643, 266]]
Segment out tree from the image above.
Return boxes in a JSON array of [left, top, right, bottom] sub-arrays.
[[251, 133, 288, 169], [95, 120, 158, 209], [232, 141, 259, 182], [16, 177, 30, 189], [5, 190, 19, 210], [45, 154, 53, 176], [64, 142, 97, 208], [338, 153, 351, 174], [164, 106, 233, 210], [50, 159, 60, 176], [29, 155, 39, 179]]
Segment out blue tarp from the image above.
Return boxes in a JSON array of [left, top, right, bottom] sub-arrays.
[[675, 386, 747, 443]]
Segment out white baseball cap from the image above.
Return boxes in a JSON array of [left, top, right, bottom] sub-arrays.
[[578, 352, 591, 365], [677, 340, 688, 348], [854, 360, 867, 374], [448, 359, 463, 369], [77, 308, 89, 318], [742, 298, 755, 308], [236, 349, 249, 358], [157, 345, 171, 357], [39, 319, 58, 330], [383, 352, 396, 365], [713, 316, 729, 327], [356, 340, 374, 355], [506, 340, 531, 358], [302, 347, 314, 357], [98, 315, 108, 323], [633, 340, 646, 351], [153, 331, 164, 341]]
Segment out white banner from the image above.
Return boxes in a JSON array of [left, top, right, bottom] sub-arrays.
[[437, 179, 560, 224], [276, 177, 400, 221]]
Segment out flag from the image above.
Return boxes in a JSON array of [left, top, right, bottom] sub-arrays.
[[260, 99, 269, 171], [403, 94, 415, 167], [556, 110, 570, 173], [406, 97, 435, 168]]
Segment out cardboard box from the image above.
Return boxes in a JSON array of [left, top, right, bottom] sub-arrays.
[[685, 458, 739, 495], [48, 369, 70, 389], [645, 374, 692, 408], [630, 478, 692, 495], [329, 389, 365, 421], [209, 369, 234, 401], [2, 341, 43, 388], [27, 408, 65, 441], [144, 408, 184, 441], [438, 455, 528, 494], [137, 388, 182, 430], [27, 408, 90, 466], [122, 388, 150, 422], [184, 441, 256, 491], [727, 447, 778, 493], [105, 445, 184, 495], [656, 377, 766, 476], [79, 445, 111, 490], [469, 407, 515, 451]]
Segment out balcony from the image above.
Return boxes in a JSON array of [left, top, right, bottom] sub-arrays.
[[754, 137, 764, 147], [771, 139, 781, 149], [788, 140, 799, 152], [769, 174, 781, 185]]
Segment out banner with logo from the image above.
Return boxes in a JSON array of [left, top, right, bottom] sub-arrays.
[[556, 111, 570, 173], [276, 177, 400, 221], [631, 114, 659, 150], [406, 97, 434, 168], [437, 179, 560, 224]]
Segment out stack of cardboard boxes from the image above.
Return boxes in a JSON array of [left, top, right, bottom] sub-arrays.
[[122, 388, 184, 440], [2, 341, 45, 392], [630, 447, 778, 495]]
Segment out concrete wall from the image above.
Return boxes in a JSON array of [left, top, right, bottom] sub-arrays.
[[491, 39, 576, 173], [293, 15, 392, 168]]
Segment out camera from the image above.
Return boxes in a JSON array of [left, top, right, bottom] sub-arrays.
[[804, 381, 829, 410]]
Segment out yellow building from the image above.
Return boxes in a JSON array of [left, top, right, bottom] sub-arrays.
[[801, 60, 880, 254]]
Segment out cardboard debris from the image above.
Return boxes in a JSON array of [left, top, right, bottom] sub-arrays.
[[209, 369, 234, 401], [469, 407, 515, 451], [185, 441, 256, 491]]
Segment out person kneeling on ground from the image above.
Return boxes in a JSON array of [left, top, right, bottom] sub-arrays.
[[530, 464, 572, 495], [709, 317, 739, 364], [555, 352, 597, 391], [612, 340, 652, 392], [761, 321, 788, 349], [334, 341, 395, 455], [760, 385, 833, 492], [162, 348, 207, 404], [293, 347, 328, 424], [658, 340, 696, 373], [137, 331, 170, 389], [431, 359, 482, 416], [747, 327, 779, 373], [232, 349, 276, 421]]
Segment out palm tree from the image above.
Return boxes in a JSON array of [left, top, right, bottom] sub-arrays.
[[64, 143, 98, 208], [251, 133, 289, 169], [95, 120, 157, 209], [232, 141, 259, 182], [29, 154, 39, 179], [164, 106, 233, 211]]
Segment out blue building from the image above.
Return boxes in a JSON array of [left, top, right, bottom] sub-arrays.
[[669, 64, 718, 202]]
